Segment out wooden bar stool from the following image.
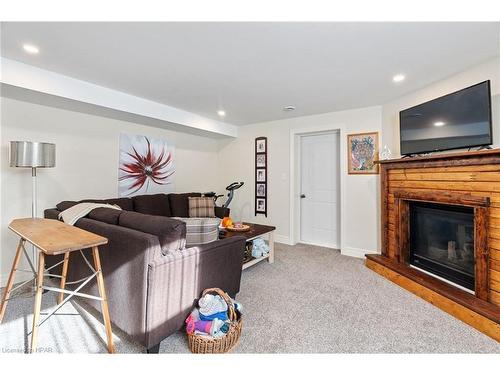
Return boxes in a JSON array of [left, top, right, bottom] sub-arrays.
[[0, 218, 115, 353]]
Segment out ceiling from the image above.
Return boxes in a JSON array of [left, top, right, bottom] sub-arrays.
[[1, 22, 499, 126]]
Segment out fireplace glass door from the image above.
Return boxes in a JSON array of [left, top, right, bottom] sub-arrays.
[[409, 202, 475, 291]]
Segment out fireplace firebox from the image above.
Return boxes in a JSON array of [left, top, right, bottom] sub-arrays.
[[391, 190, 489, 301], [409, 202, 475, 291]]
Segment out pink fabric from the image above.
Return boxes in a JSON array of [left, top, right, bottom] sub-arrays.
[[185, 314, 212, 334]]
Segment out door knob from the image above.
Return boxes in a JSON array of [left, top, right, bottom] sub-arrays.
[[300, 194, 306, 198]]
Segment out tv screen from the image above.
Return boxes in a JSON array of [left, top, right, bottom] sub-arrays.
[[399, 81, 492, 156]]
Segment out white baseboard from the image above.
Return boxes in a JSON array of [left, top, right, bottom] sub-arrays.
[[274, 234, 293, 246], [298, 240, 339, 249], [341, 246, 379, 259]]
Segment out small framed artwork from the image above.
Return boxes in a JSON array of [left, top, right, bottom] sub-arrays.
[[347, 132, 379, 174], [256, 138, 266, 153], [256, 198, 266, 212], [256, 183, 266, 197], [256, 154, 266, 168], [255, 137, 268, 216], [256, 169, 266, 182]]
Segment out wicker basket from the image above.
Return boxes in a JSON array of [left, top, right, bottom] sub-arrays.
[[187, 287, 243, 354]]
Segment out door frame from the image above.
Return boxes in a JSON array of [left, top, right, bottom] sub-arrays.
[[289, 125, 346, 250]]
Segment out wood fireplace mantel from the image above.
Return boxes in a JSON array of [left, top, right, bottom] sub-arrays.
[[368, 149, 500, 341], [376, 148, 500, 166]]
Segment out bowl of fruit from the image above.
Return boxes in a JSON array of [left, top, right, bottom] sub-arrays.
[[226, 221, 251, 232]]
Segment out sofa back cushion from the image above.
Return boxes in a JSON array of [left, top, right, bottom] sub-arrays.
[[87, 207, 123, 225], [188, 197, 215, 218], [168, 193, 201, 217], [80, 198, 134, 211], [132, 194, 171, 217], [56, 201, 78, 212], [118, 211, 186, 254]]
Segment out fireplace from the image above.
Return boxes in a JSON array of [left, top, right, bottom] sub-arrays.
[[392, 190, 489, 301], [409, 202, 475, 292], [365, 150, 500, 342]]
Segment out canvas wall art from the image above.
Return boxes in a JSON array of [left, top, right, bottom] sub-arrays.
[[118, 134, 175, 197], [347, 132, 379, 174]]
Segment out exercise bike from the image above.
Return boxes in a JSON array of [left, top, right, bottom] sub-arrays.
[[204, 181, 244, 209]]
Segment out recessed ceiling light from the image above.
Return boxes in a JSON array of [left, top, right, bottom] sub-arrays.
[[23, 44, 39, 54], [392, 74, 405, 83], [434, 121, 446, 127], [283, 106, 296, 111], [217, 110, 226, 117]]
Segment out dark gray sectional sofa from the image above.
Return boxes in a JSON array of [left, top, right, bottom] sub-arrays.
[[44, 192, 245, 353]]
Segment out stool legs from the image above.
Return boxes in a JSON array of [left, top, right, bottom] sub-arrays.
[[92, 246, 115, 353], [30, 251, 45, 353], [58, 252, 70, 304], [1, 241, 114, 353], [0, 239, 25, 323]]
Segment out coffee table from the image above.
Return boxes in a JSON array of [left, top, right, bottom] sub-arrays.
[[220, 222, 276, 269]]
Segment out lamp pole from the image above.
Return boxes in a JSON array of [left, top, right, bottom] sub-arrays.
[[32, 166, 38, 269]]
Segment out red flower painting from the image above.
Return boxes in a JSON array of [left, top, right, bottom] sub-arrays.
[[119, 135, 174, 196]]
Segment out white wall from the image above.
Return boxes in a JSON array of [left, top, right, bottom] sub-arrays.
[[382, 57, 500, 156], [0, 97, 221, 285], [2, 57, 498, 285], [216, 58, 500, 257], [217, 106, 383, 258]]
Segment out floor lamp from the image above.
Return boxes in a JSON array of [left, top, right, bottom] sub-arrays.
[[10, 141, 56, 288]]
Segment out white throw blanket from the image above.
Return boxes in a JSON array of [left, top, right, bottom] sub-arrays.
[[58, 203, 122, 225]]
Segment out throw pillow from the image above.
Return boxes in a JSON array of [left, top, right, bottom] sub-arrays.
[[168, 193, 202, 217], [188, 197, 215, 218]]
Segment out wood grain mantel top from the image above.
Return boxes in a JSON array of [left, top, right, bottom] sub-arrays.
[[376, 148, 500, 165], [9, 218, 108, 255]]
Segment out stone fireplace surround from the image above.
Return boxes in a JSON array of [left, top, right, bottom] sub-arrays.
[[365, 149, 500, 341]]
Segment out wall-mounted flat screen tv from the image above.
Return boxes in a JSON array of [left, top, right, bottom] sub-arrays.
[[399, 81, 492, 156]]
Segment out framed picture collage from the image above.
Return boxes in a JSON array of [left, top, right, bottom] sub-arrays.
[[255, 136, 267, 216]]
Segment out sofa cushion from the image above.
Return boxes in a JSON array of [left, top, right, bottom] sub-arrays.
[[88, 207, 123, 225], [132, 194, 171, 216], [118, 211, 186, 254], [80, 198, 133, 211], [56, 201, 78, 212], [174, 217, 221, 247], [168, 193, 201, 217], [188, 197, 215, 218], [105, 198, 134, 211]]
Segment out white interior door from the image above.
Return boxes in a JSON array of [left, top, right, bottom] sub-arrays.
[[300, 132, 340, 248]]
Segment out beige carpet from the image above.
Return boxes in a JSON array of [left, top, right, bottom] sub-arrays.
[[1, 243, 499, 353]]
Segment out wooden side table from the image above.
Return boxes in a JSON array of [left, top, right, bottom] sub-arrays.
[[0, 218, 115, 353]]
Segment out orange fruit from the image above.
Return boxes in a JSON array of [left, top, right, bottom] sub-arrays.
[[222, 217, 233, 228]]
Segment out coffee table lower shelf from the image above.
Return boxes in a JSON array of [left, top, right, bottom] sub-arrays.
[[242, 254, 270, 270], [220, 222, 275, 270]]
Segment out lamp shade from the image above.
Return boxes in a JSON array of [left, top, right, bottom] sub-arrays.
[[10, 141, 56, 168]]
